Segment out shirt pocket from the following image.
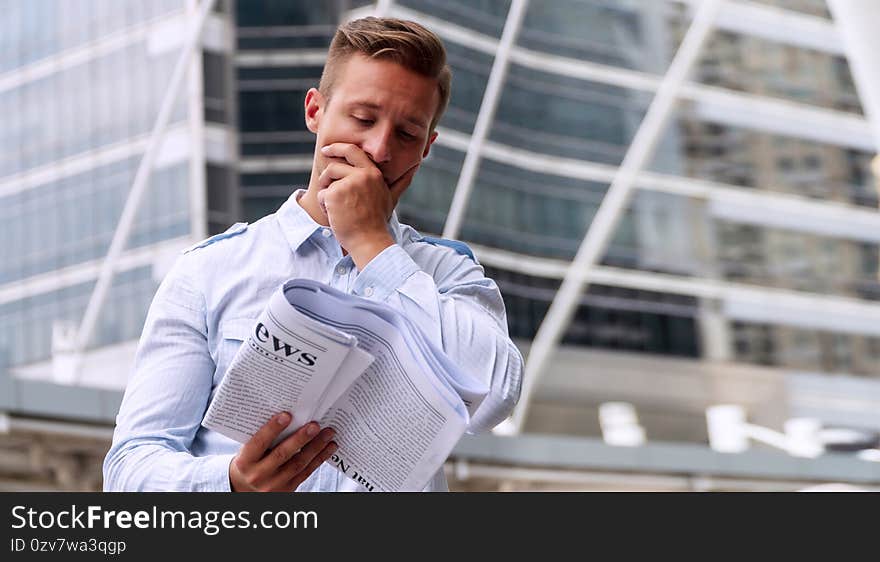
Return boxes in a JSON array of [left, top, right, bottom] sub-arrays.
[[213, 318, 256, 385]]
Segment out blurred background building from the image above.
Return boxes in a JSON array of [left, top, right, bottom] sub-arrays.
[[2, 0, 880, 491]]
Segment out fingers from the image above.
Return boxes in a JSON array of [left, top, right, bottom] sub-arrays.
[[257, 420, 321, 473], [230, 415, 339, 492], [238, 412, 292, 465], [317, 161, 354, 190], [321, 143, 373, 168], [267, 427, 338, 491], [288, 441, 339, 491], [317, 177, 353, 215]]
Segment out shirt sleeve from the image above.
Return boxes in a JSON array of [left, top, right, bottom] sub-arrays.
[[351, 243, 523, 434], [102, 260, 234, 491]]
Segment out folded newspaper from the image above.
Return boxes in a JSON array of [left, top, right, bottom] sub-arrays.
[[202, 279, 488, 492]]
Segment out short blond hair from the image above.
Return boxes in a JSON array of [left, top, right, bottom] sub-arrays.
[[319, 17, 452, 132]]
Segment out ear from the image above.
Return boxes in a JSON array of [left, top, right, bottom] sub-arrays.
[[422, 130, 438, 158], [304, 88, 324, 134]]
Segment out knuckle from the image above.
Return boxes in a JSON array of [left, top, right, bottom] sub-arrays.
[[288, 458, 305, 475], [244, 474, 260, 489], [231, 455, 245, 471], [271, 445, 290, 464], [256, 427, 275, 444]]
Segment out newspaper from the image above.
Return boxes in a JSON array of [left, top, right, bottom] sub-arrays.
[[202, 279, 488, 492]]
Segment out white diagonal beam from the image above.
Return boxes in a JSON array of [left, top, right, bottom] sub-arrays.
[[72, 0, 217, 364], [509, 0, 723, 433], [442, 0, 529, 239], [827, 0, 880, 153]]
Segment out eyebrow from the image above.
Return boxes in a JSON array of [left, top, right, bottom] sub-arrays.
[[348, 101, 428, 130]]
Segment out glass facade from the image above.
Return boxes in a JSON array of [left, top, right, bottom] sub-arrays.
[[0, 266, 156, 366], [0, 42, 187, 177], [0, 0, 184, 73], [0, 160, 189, 284], [0, 0, 235, 367]]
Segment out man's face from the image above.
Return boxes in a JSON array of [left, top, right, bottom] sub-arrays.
[[305, 53, 439, 194]]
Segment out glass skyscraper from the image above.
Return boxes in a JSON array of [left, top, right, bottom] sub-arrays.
[[0, 0, 239, 488]]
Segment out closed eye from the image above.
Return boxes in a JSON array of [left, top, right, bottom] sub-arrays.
[[352, 116, 374, 126]]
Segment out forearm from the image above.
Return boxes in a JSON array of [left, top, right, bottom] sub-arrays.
[[103, 440, 234, 492], [103, 265, 233, 491]]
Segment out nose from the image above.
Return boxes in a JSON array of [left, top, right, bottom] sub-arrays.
[[361, 124, 393, 165]]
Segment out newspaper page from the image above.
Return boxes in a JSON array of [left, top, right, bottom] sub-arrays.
[[285, 280, 488, 492], [202, 287, 374, 444]]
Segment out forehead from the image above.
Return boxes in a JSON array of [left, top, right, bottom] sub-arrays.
[[330, 54, 439, 126]]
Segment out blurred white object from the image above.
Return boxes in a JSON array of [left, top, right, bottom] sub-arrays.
[[784, 418, 824, 458], [799, 483, 869, 492], [599, 402, 646, 447], [857, 449, 880, 463], [706, 405, 824, 457], [51, 321, 80, 385], [706, 404, 748, 453]]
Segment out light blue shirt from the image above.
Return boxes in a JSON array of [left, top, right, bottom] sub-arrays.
[[103, 190, 523, 492]]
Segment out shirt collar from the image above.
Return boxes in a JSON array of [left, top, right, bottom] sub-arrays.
[[276, 189, 404, 253], [277, 189, 323, 253]]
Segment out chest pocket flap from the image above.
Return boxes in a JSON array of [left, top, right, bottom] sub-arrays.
[[221, 318, 256, 341], [214, 318, 257, 384]]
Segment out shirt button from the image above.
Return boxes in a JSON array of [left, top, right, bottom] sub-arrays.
[[364, 287, 375, 297], [336, 265, 348, 275], [322, 229, 332, 237]]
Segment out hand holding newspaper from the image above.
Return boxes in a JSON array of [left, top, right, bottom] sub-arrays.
[[202, 279, 488, 492]]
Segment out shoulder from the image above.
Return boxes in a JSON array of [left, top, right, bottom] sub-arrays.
[[396, 222, 478, 265], [182, 222, 250, 255], [394, 223, 491, 287], [415, 235, 477, 263]]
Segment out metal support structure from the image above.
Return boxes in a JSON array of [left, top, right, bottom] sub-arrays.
[[827, 0, 880, 154], [508, 0, 723, 433], [187, 0, 209, 242], [827, 1, 880, 298], [442, 0, 529, 239], [68, 0, 217, 378]]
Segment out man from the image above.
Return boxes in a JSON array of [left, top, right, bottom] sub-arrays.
[[103, 17, 523, 492]]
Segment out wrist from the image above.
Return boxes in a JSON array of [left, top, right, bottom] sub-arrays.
[[346, 233, 395, 270]]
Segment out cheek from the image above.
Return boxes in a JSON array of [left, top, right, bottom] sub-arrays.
[[401, 148, 424, 169], [320, 118, 362, 144]]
